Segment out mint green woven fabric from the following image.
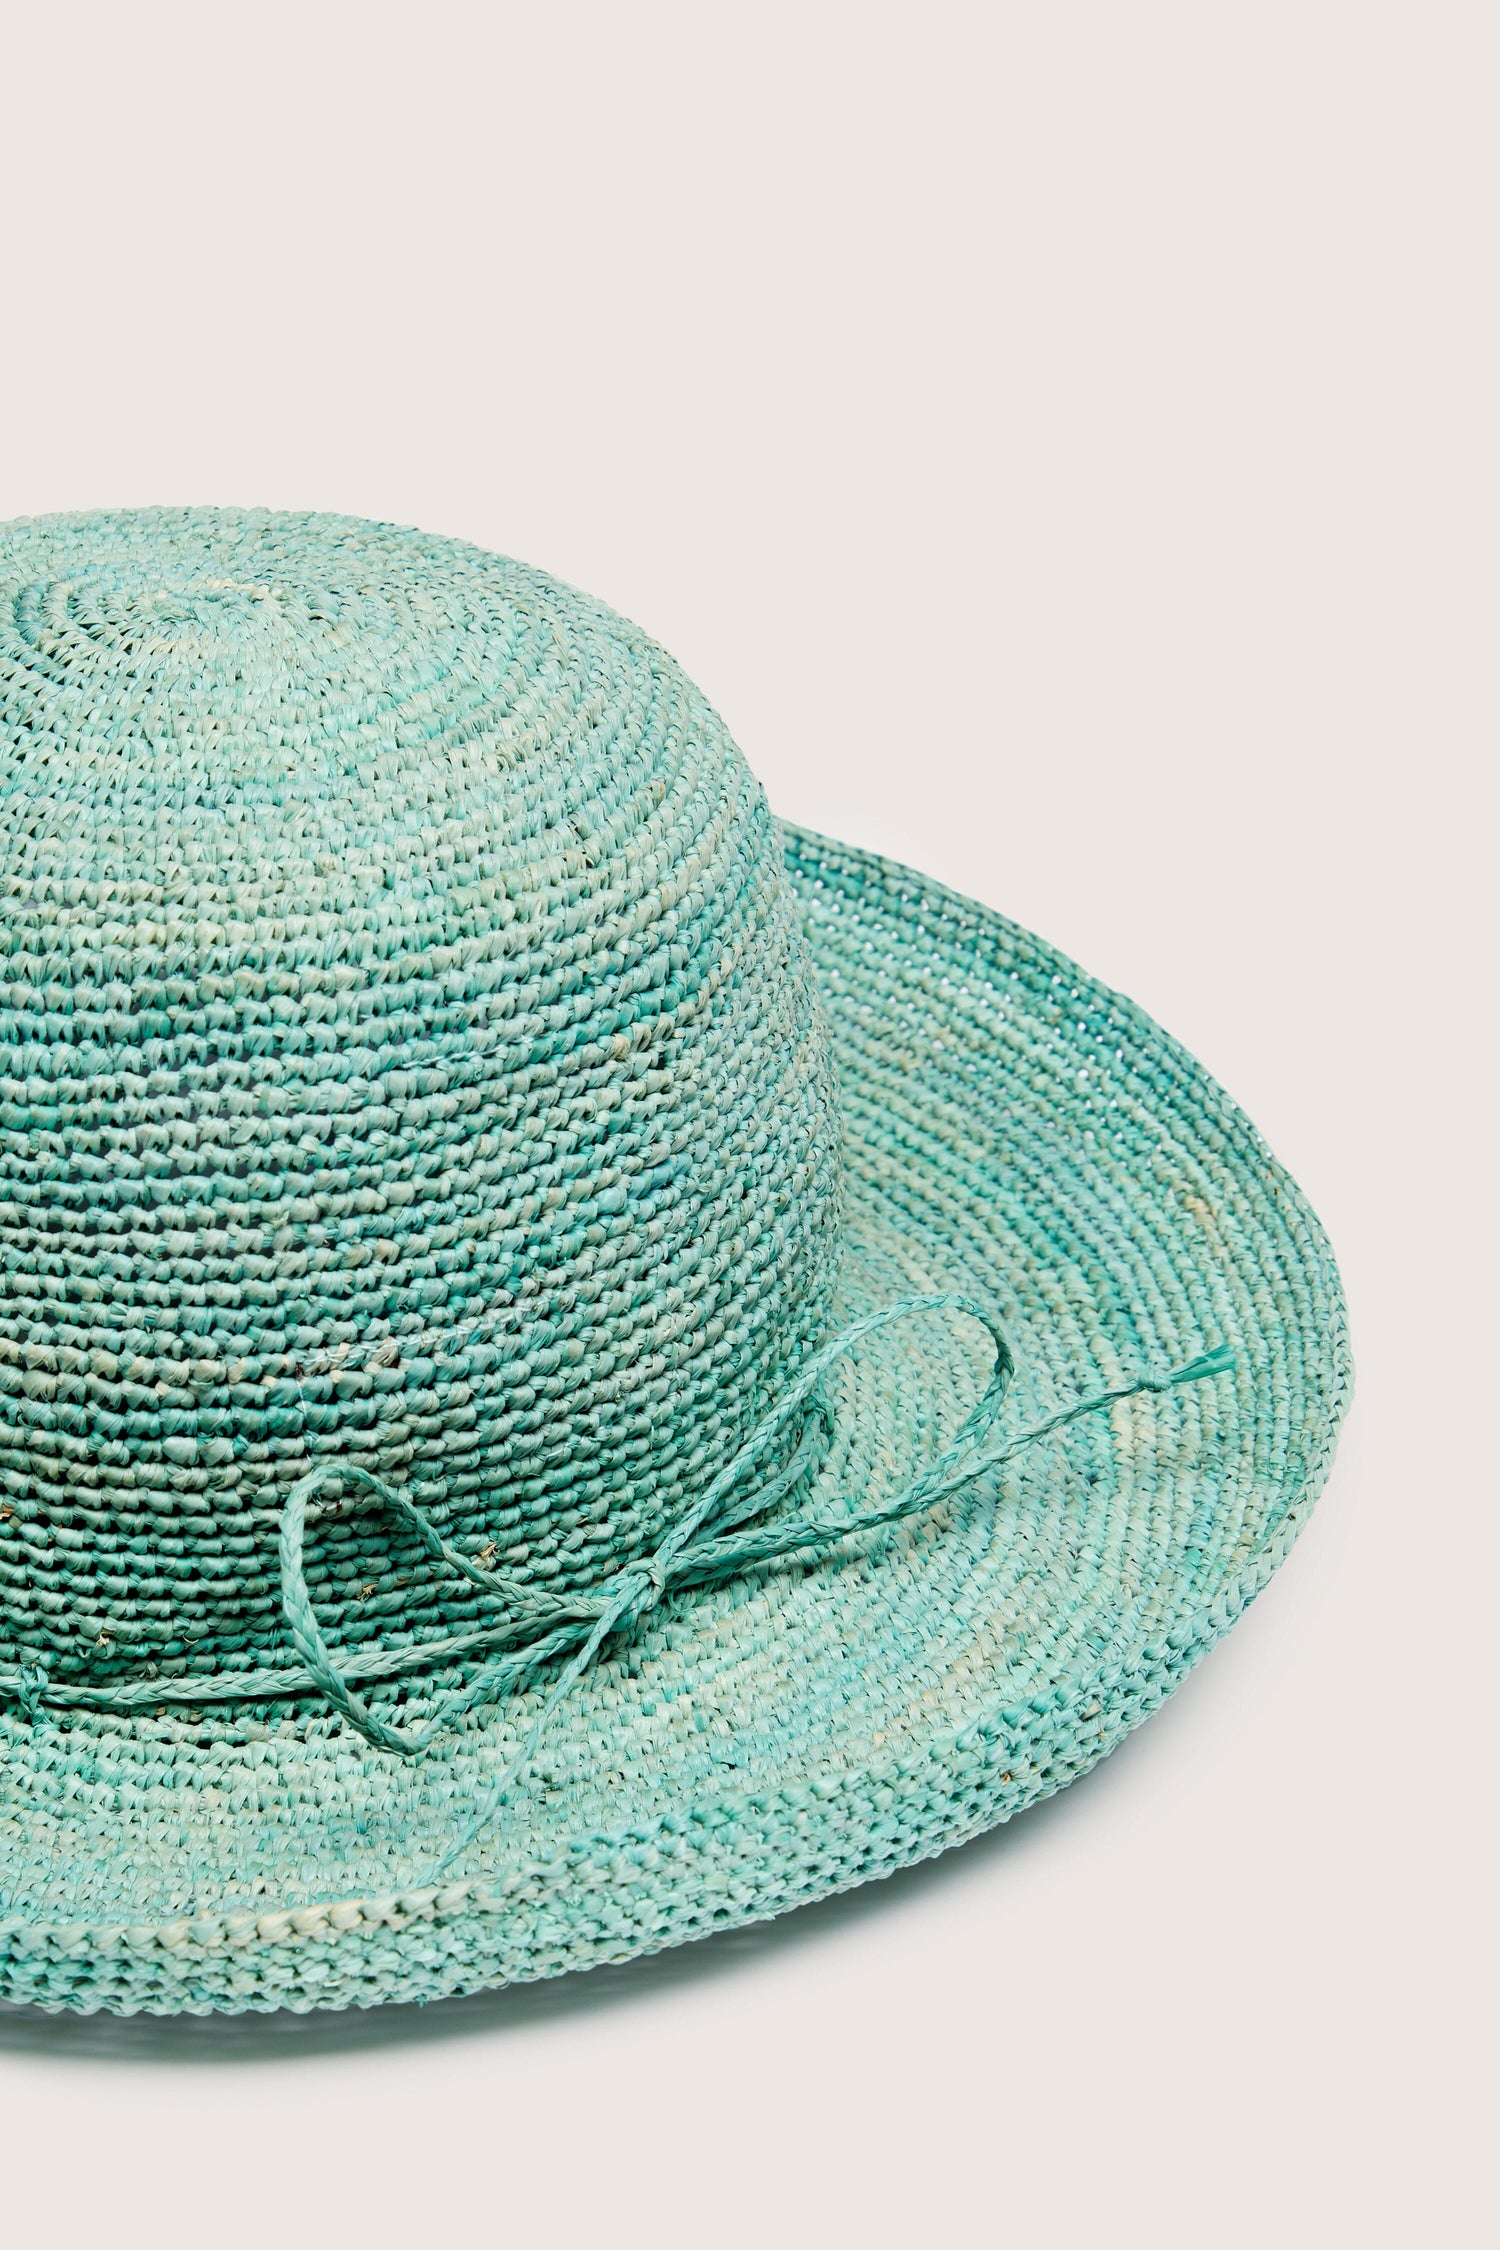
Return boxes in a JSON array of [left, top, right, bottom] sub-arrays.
[[0, 511, 1349, 2014]]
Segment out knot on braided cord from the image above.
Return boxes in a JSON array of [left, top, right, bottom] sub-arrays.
[[634, 1555, 670, 1605]]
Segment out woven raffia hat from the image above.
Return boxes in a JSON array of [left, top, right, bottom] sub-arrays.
[[0, 509, 1348, 2015]]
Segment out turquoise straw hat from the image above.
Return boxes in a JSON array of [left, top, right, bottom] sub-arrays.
[[0, 510, 1348, 2014]]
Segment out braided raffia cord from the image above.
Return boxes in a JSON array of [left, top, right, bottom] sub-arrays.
[[0, 509, 841, 1696], [0, 1277, 1233, 1777]]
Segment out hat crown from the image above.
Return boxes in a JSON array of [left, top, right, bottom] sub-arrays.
[[0, 510, 841, 1687]]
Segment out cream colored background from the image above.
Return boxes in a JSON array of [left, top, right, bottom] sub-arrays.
[[0, 6, 1490, 2246]]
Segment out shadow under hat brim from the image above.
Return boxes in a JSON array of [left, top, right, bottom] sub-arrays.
[[0, 824, 1350, 2015]]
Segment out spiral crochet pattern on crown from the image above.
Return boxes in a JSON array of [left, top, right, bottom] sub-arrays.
[[0, 509, 842, 1696]]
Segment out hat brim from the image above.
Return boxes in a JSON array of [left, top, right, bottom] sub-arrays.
[[0, 823, 1350, 2014]]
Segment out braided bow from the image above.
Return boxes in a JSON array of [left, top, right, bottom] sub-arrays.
[[1, 1287, 1233, 1881]]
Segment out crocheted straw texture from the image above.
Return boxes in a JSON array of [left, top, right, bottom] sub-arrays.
[[0, 510, 841, 1686], [0, 511, 1349, 2015]]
